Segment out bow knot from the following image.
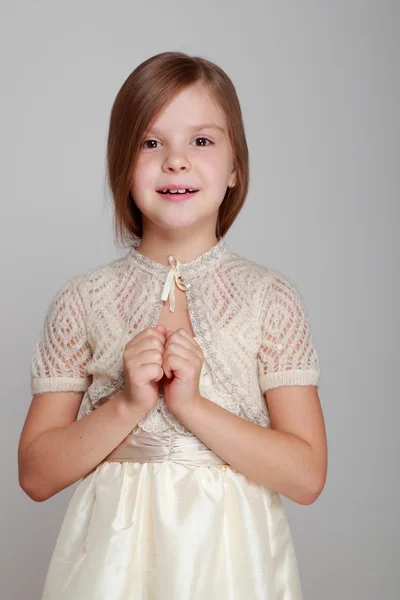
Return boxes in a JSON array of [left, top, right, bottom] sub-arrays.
[[161, 256, 190, 312]]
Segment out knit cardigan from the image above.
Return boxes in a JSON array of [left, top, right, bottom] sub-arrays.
[[30, 238, 320, 435]]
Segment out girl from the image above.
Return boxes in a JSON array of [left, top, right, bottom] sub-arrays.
[[19, 51, 327, 599]]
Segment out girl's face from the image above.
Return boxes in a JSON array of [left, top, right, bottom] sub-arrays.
[[130, 84, 236, 236]]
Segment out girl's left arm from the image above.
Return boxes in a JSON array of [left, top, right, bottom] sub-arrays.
[[173, 386, 327, 506]]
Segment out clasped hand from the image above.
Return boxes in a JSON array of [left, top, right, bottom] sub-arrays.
[[162, 326, 204, 415], [122, 324, 204, 417]]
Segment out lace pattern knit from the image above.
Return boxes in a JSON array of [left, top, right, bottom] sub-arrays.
[[30, 239, 320, 434]]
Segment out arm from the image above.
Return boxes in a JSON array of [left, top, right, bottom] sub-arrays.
[[173, 384, 327, 506], [18, 390, 147, 502], [166, 271, 326, 505], [21, 275, 151, 502]]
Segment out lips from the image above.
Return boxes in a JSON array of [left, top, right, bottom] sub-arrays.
[[156, 188, 200, 202], [157, 187, 199, 194]]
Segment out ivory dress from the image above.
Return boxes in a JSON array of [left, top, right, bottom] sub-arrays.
[[30, 237, 320, 600]]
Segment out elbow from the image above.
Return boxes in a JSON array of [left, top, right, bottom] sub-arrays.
[[18, 469, 53, 503], [20, 478, 52, 503], [295, 473, 327, 506], [18, 444, 55, 502], [296, 453, 328, 506]]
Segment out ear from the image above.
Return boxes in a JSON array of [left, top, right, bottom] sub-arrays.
[[228, 164, 237, 189]]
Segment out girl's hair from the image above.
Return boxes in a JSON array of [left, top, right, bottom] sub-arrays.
[[106, 51, 249, 246]]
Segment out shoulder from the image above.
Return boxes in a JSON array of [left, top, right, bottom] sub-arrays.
[[222, 250, 297, 293], [220, 250, 307, 313], [49, 254, 133, 311], [81, 254, 132, 289]]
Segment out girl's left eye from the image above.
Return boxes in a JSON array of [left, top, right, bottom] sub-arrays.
[[192, 137, 213, 147]]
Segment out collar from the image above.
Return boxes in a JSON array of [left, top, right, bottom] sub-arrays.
[[126, 237, 230, 312]]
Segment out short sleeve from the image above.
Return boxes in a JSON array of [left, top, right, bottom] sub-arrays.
[[30, 276, 93, 395], [257, 271, 320, 393]]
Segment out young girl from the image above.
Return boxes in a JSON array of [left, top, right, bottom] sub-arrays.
[[19, 51, 327, 599]]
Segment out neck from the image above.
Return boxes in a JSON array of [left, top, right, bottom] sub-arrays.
[[136, 229, 220, 266]]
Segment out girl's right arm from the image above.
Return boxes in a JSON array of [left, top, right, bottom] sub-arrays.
[[18, 389, 147, 503], [19, 324, 167, 502]]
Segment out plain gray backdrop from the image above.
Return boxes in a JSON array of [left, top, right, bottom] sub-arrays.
[[2, 1, 399, 598]]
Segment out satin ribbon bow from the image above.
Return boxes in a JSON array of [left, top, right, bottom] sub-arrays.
[[161, 256, 191, 312]]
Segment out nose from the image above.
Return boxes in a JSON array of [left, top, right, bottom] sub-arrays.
[[162, 148, 192, 173]]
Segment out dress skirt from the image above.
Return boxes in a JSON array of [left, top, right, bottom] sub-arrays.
[[40, 429, 303, 600]]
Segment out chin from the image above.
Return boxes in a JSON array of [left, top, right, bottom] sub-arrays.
[[159, 218, 203, 231], [150, 213, 215, 234]]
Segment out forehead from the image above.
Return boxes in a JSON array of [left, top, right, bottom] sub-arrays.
[[148, 85, 226, 133]]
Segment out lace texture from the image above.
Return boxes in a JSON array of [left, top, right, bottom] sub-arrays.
[[257, 270, 320, 392], [30, 277, 92, 393], [30, 240, 320, 434]]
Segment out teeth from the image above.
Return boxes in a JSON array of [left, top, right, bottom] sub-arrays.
[[160, 188, 197, 194]]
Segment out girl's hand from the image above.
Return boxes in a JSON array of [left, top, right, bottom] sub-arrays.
[[162, 328, 204, 416], [122, 325, 167, 413]]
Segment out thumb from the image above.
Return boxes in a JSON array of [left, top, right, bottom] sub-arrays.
[[155, 324, 167, 335]]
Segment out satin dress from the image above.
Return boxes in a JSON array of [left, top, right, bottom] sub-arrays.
[[40, 426, 303, 600]]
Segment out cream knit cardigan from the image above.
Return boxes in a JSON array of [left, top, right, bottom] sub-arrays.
[[31, 239, 320, 435]]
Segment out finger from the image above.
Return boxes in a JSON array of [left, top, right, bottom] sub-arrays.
[[163, 346, 189, 378], [167, 329, 199, 349], [172, 328, 200, 349], [164, 342, 194, 362], [136, 348, 164, 367], [134, 363, 163, 385], [149, 327, 167, 342], [142, 363, 164, 384], [153, 365, 164, 382], [167, 331, 203, 361], [155, 323, 167, 339], [142, 327, 167, 343], [164, 354, 197, 380], [166, 333, 194, 352], [131, 336, 165, 356], [163, 344, 202, 378], [129, 328, 166, 350]]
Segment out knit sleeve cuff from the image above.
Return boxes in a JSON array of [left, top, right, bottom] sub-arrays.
[[31, 377, 91, 395], [259, 369, 320, 393]]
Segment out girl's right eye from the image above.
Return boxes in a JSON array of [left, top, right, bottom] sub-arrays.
[[143, 139, 160, 149]]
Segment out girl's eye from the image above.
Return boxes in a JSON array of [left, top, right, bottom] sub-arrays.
[[192, 137, 212, 147], [143, 139, 161, 149]]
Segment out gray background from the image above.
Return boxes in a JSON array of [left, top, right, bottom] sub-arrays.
[[1, 1, 399, 598]]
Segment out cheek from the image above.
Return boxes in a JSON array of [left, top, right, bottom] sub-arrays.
[[131, 161, 156, 192], [203, 163, 231, 190], [199, 149, 232, 184]]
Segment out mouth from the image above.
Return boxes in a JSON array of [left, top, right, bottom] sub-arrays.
[[156, 188, 199, 202]]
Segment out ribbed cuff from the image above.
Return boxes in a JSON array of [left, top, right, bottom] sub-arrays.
[[260, 369, 320, 393], [31, 377, 90, 394]]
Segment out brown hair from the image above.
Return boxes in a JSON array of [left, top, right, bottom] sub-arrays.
[[106, 51, 249, 247]]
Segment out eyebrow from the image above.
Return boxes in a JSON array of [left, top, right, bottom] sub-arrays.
[[191, 122, 226, 133], [146, 122, 226, 135]]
